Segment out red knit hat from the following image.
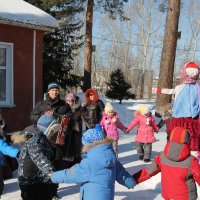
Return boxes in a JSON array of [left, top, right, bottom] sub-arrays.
[[185, 62, 199, 77], [185, 62, 199, 69], [170, 127, 190, 144]]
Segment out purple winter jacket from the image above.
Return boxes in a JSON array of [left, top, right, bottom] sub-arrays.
[[100, 112, 127, 141]]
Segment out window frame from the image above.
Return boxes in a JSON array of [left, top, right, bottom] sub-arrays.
[[0, 42, 14, 107]]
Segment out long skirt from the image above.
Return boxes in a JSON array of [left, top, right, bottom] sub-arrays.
[[169, 116, 200, 151]]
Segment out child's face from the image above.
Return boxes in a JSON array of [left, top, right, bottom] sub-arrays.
[[66, 99, 74, 107], [107, 111, 114, 117], [167, 108, 173, 114]]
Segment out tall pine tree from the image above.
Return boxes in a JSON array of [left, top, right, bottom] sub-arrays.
[[25, 0, 84, 91], [105, 69, 135, 104]]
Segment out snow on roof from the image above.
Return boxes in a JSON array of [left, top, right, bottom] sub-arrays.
[[0, 0, 59, 31]]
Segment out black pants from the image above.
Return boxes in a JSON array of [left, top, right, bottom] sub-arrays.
[[20, 183, 51, 200]]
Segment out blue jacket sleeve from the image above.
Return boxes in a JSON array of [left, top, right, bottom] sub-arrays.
[[115, 160, 136, 189], [51, 159, 90, 184], [0, 139, 19, 158]]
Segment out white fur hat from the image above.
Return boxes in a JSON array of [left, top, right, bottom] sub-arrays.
[[104, 102, 114, 114]]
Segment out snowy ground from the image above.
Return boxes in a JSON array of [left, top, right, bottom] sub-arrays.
[[2, 98, 200, 200]]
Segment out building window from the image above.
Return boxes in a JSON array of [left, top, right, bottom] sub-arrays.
[[0, 43, 13, 106]]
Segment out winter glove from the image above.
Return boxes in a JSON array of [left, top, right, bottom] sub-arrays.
[[44, 175, 52, 183], [44, 171, 54, 183], [125, 176, 136, 189]]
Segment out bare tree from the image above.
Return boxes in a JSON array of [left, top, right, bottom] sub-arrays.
[[156, 0, 181, 115], [134, 0, 160, 99]]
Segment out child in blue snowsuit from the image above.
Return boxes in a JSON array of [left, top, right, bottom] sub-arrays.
[[49, 124, 136, 200]]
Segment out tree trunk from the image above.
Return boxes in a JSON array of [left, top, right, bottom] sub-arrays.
[[136, 71, 145, 99], [156, 0, 181, 115], [83, 0, 94, 91]]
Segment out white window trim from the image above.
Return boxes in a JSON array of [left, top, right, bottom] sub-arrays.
[[0, 42, 14, 107]]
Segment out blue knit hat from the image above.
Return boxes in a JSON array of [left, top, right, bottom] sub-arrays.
[[37, 114, 54, 133], [82, 124, 105, 145], [47, 82, 60, 91]]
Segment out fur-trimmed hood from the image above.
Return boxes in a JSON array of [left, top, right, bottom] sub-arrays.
[[11, 125, 38, 144], [82, 138, 116, 168], [11, 131, 34, 144], [85, 89, 99, 104]]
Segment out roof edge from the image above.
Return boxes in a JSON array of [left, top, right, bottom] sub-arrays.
[[0, 19, 56, 32]]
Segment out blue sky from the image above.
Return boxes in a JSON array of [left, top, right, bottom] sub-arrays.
[[90, 0, 200, 76]]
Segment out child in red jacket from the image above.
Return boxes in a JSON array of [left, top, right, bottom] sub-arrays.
[[132, 126, 200, 200], [127, 104, 159, 162]]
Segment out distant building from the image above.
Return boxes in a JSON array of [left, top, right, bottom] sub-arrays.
[[0, 0, 58, 131]]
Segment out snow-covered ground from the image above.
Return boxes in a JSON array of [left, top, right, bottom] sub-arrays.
[[2, 98, 200, 200]]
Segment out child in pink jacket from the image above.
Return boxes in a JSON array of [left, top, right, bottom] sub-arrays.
[[127, 104, 159, 162], [100, 102, 127, 156]]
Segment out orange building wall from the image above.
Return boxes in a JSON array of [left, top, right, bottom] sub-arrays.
[[0, 24, 45, 131]]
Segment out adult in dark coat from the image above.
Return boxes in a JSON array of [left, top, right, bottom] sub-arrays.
[[30, 83, 71, 160], [64, 93, 82, 167], [30, 82, 71, 126], [82, 89, 105, 129]]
